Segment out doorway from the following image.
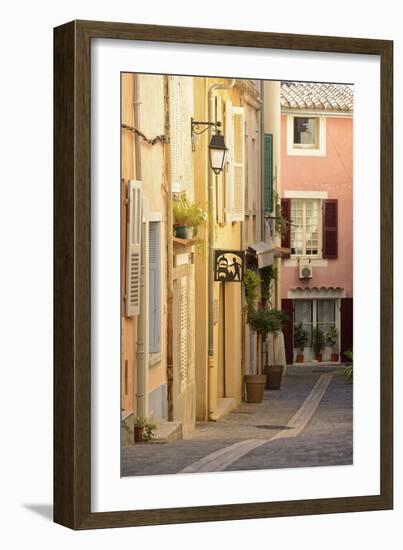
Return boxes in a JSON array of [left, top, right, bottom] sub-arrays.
[[294, 298, 340, 362]]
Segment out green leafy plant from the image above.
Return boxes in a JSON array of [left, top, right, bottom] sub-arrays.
[[260, 265, 277, 305], [294, 322, 308, 352], [133, 415, 148, 428], [247, 308, 287, 339], [243, 269, 261, 320], [312, 327, 325, 356], [121, 418, 132, 434], [344, 350, 353, 382], [143, 422, 157, 442], [173, 194, 207, 236], [133, 415, 157, 442], [326, 325, 339, 352]]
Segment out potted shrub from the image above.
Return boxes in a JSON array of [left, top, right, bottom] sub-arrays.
[[173, 194, 207, 239], [243, 271, 267, 403], [312, 327, 325, 362], [248, 308, 287, 392], [133, 415, 147, 442], [294, 322, 308, 363], [326, 325, 339, 362]]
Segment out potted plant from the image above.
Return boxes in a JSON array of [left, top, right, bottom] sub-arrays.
[[243, 270, 266, 403], [133, 415, 147, 442], [294, 322, 308, 363], [343, 350, 353, 382], [326, 325, 339, 362], [248, 308, 287, 392], [172, 194, 207, 239], [312, 327, 325, 362]]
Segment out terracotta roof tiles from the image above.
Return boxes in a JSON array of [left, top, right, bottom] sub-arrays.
[[281, 82, 353, 112]]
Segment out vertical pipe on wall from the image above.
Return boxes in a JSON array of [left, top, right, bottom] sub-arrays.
[[133, 74, 149, 417], [164, 75, 174, 421], [207, 80, 235, 421]]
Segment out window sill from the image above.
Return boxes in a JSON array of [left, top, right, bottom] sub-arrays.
[[284, 258, 328, 267], [149, 353, 162, 367]]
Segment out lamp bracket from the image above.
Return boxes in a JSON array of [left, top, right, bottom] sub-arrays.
[[191, 118, 222, 136]]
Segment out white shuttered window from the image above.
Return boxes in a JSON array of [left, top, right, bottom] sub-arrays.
[[126, 180, 142, 317], [179, 276, 188, 386], [169, 76, 193, 193], [149, 221, 161, 353], [225, 102, 245, 222]]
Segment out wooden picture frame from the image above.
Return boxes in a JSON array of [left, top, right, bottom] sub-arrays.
[[54, 20, 393, 529]]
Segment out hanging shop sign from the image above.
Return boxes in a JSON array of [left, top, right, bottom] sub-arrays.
[[214, 250, 244, 282]]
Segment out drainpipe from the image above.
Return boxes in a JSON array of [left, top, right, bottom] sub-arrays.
[[134, 74, 149, 418], [207, 79, 235, 421], [164, 76, 174, 421]]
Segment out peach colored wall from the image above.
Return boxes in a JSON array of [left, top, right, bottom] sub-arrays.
[[280, 114, 353, 298]]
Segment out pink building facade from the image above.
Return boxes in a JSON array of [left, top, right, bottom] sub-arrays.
[[279, 83, 353, 364]]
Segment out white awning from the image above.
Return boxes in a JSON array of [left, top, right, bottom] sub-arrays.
[[247, 241, 274, 268], [288, 286, 346, 299]]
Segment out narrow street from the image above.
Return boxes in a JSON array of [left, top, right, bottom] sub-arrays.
[[122, 367, 353, 476]]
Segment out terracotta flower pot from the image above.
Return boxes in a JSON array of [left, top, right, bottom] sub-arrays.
[[244, 375, 266, 403], [265, 365, 284, 390], [331, 353, 339, 362], [134, 426, 144, 442], [296, 353, 304, 363], [315, 353, 323, 362]]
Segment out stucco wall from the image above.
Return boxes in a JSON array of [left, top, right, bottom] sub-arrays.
[[280, 113, 353, 298]]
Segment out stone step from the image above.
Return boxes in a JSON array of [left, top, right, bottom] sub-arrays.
[[154, 421, 183, 442]]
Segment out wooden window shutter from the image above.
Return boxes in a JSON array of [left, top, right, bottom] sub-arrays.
[[264, 133, 273, 214], [126, 180, 142, 317], [281, 298, 294, 365], [149, 222, 161, 353], [225, 101, 234, 222], [231, 106, 245, 221], [169, 77, 182, 193], [179, 276, 188, 384], [340, 298, 353, 362], [323, 199, 338, 259], [281, 198, 291, 257]]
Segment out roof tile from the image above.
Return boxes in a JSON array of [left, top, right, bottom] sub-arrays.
[[281, 82, 353, 112]]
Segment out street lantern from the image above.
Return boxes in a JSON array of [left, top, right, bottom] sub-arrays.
[[191, 118, 228, 175], [208, 131, 228, 175]]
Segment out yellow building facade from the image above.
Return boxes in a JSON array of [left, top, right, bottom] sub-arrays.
[[121, 73, 281, 442]]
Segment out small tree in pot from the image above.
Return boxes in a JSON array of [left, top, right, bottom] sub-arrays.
[[243, 270, 267, 403], [312, 327, 325, 362], [248, 308, 287, 391], [294, 322, 308, 363], [326, 325, 339, 362]]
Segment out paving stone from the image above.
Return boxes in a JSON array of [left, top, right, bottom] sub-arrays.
[[121, 372, 353, 477]]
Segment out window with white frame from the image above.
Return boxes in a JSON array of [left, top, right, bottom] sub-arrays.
[[294, 299, 337, 348], [149, 221, 161, 354], [286, 115, 326, 157], [291, 198, 321, 257], [293, 117, 319, 148]]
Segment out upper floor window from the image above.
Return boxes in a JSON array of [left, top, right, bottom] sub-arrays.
[[287, 115, 326, 157], [293, 117, 319, 148], [291, 198, 321, 257]]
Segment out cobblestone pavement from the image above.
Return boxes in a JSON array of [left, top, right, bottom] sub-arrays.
[[121, 369, 353, 477]]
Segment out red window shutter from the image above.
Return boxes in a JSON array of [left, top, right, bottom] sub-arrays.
[[281, 298, 294, 365], [281, 198, 291, 257], [323, 199, 338, 259], [340, 298, 353, 362]]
